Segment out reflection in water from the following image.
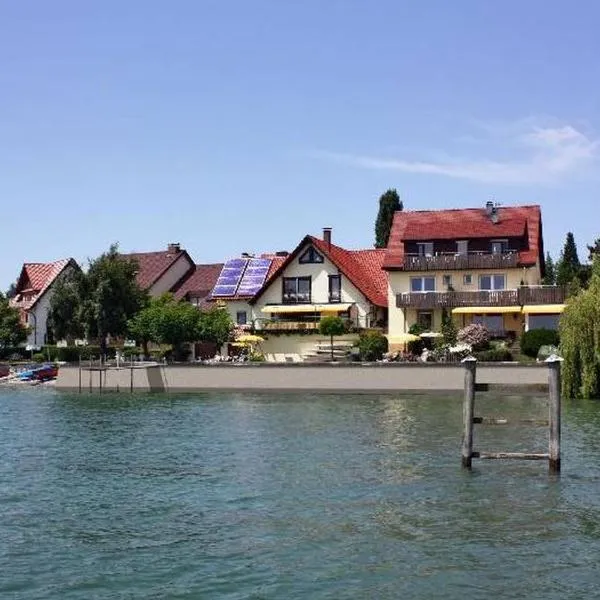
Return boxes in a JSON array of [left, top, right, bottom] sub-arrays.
[[0, 388, 600, 599]]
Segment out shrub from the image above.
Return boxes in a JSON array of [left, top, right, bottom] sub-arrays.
[[441, 309, 458, 346], [537, 344, 559, 362], [474, 348, 513, 362], [249, 352, 266, 362], [357, 331, 388, 361], [520, 329, 560, 358], [409, 323, 427, 336], [32, 353, 46, 363], [458, 324, 490, 351]]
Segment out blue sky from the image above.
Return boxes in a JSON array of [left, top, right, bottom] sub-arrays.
[[1, 1, 599, 288]]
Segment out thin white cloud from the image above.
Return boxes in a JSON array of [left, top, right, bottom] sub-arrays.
[[317, 122, 598, 185]]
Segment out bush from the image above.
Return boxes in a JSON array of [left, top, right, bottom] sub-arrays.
[[458, 324, 490, 351], [474, 348, 513, 362], [0, 347, 28, 361], [32, 353, 46, 363], [357, 331, 388, 361], [520, 329, 560, 358]]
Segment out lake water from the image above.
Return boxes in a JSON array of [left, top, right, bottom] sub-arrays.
[[1, 388, 600, 599]]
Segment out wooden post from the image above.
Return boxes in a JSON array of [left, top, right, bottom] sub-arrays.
[[130, 365, 134, 394], [461, 356, 477, 469], [78, 355, 82, 394], [546, 355, 562, 474]]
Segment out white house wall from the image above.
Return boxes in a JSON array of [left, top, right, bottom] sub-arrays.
[[149, 255, 193, 297], [253, 244, 373, 327]]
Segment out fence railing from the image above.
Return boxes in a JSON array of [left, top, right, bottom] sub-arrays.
[[403, 251, 520, 271], [396, 286, 566, 309]]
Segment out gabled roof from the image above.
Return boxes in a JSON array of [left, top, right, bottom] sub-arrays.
[[12, 258, 78, 310], [383, 205, 543, 269], [173, 263, 224, 302], [122, 247, 194, 290], [251, 236, 388, 307]]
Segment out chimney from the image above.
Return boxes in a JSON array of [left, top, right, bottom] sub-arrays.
[[323, 227, 332, 248], [485, 201, 494, 217], [167, 243, 181, 253], [275, 251, 289, 257]]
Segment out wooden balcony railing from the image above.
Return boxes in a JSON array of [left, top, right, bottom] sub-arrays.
[[396, 286, 566, 310], [403, 251, 519, 271]]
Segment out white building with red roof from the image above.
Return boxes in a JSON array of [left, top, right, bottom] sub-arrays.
[[384, 201, 566, 348], [10, 258, 80, 348], [210, 228, 388, 360]]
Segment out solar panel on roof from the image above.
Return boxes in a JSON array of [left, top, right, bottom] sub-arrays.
[[237, 258, 272, 296], [211, 258, 249, 297]]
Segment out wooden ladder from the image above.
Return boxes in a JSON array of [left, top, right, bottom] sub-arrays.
[[461, 356, 562, 474]]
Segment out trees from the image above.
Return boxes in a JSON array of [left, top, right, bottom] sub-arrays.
[[47, 270, 85, 343], [197, 306, 234, 348], [560, 259, 600, 399], [556, 232, 581, 288], [319, 315, 346, 361], [374, 189, 403, 248], [0, 293, 28, 348], [49, 244, 146, 355], [542, 252, 556, 286], [441, 308, 458, 346], [5, 283, 17, 300], [128, 298, 233, 360], [587, 238, 600, 262]]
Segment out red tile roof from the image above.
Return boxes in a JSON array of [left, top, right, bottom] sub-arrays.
[[310, 238, 388, 306], [122, 248, 194, 290], [12, 259, 77, 310], [251, 236, 388, 307], [383, 205, 543, 269], [173, 263, 224, 301]]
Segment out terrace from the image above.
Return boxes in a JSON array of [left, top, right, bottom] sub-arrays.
[[396, 286, 566, 310], [402, 250, 520, 272]]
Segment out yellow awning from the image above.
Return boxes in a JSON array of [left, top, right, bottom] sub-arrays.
[[452, 306, 522, 315], [522, 304, 566, 315], [261, 303, 352, 314]]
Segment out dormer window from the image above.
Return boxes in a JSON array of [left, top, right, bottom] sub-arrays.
[[417, 242, 434, 257], [456, 240, 468, 256], [491, 240, 508, 255], [299, 246, 324, 264]]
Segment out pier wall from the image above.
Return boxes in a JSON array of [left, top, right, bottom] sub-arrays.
[[56, 363, 549, 394]]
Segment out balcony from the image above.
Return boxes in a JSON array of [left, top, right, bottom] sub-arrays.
[[396, 286, 566, 310], [403, 251, 520, 271]]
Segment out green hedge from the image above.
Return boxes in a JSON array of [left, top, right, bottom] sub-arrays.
[[474, 348, 513, 362], [357, 331, 388, 361], [520, 329, 560, 358]]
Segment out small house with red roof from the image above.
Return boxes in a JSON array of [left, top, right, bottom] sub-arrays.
[[10, 258, 80, 348], [122, 243, 196, 297], [384, 202, 566, 348]]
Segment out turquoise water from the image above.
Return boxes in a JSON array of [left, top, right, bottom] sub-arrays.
[[1, 388, 600, 599]]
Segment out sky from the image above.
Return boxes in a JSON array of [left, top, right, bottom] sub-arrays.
[[1, 0, 599, 288]]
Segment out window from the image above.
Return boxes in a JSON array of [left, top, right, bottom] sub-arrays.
[[442, 274, 452, 288], [236, 311, 247, 325], [463, 274, 473, 285], [282, 277, 311, 303], [299, 246, 324, 264], [410, 276, 436, 292], [491, 240, 508, 255], [417, 242, 434, 257], [479, 274, 506, 290], [528, 315, 560, 331], [328, 274, 341, 303], [457, 240, 469, 256], [474, 314, 504, 334], [417, 311, 433, 330]]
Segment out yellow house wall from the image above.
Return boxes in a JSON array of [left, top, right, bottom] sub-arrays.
[[387, 265, 540, 337]]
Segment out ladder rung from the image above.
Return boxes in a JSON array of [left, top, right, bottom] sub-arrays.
[[472, 452, 549, 460], [473, 417, 549, 426]]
